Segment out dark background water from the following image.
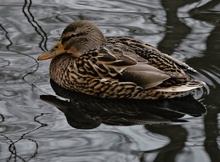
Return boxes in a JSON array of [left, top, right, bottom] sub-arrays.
[[1, 0, 220, 161]]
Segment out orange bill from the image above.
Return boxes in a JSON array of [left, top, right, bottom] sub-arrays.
[[37, 51, 55, 60], [37, 41, 66, 61]]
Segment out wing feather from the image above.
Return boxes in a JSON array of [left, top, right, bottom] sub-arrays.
[[119, 63, 170, 89], [93, 46, 172, 89], [78, 37, 201, 90]]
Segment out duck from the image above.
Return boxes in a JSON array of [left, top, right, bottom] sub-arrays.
[[38, 20, 206, 99]]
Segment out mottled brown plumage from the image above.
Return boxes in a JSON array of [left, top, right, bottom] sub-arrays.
[[38, 20, 206, 99]]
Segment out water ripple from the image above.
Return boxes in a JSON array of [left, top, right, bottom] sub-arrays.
[[28, 130, 138, 161], [1, 0, 220, 161]]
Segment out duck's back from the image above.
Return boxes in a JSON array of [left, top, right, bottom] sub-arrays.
[[50, 36, 205, 99], [106, 36, 197, 85]]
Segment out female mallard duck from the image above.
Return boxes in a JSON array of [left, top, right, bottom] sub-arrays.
[[38, 20, 205, 99]]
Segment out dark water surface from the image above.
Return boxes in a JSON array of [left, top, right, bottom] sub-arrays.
[[1, 0, 220, 161]]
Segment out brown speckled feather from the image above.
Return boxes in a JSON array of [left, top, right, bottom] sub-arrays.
[[38, 21, 205, 99]]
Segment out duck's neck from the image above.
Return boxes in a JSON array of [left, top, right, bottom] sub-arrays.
[[50, 54, 73, 86]]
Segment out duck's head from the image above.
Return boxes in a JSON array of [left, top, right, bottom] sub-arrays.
[[38, 20, 106, 61]]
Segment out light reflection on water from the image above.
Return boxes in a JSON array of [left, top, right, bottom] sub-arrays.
[[1, 0, 220, 161]]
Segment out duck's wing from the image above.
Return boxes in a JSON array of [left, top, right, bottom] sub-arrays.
[[75, 36, 205, 90], [107, 36, 198, 74], [160, 53, 198, 73], [97, 48, 171, 89], [76, 44, 189, 90]]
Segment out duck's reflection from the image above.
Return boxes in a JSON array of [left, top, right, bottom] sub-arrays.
[[40, 80, 206, 129]]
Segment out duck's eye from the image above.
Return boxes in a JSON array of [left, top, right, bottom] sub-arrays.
[[70, 33, 77, 37], [62, 34, 77, 44]]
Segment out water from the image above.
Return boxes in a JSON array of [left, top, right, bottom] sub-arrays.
[[1, 0, 220, 161]]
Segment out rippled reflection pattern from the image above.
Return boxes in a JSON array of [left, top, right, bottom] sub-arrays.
[[1, 0, 220, 162], [39, 80, 206, 129]]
